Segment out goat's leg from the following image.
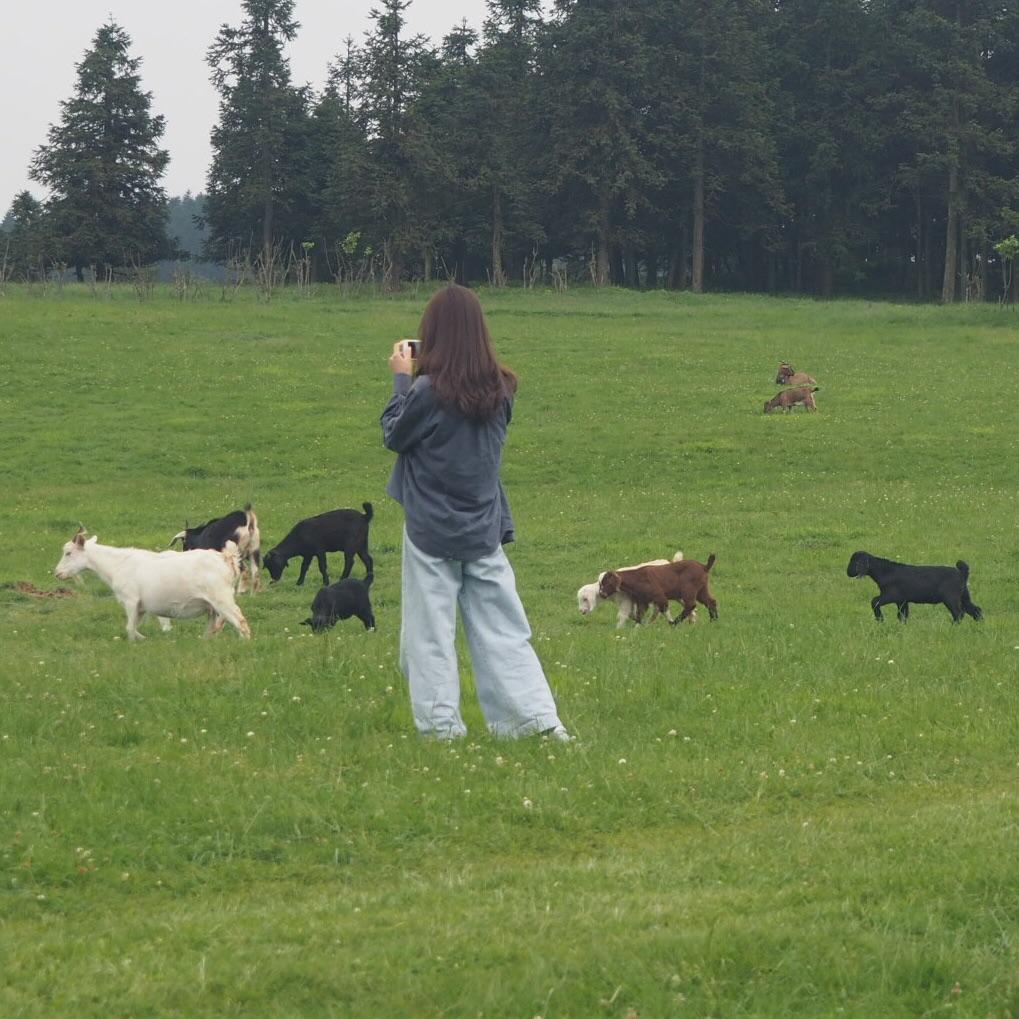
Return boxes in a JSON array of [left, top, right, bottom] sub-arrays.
[[671, 596, 696, 626], [124, 601, 145, 640], [871, 595, 886, 621], [296, 555, 313, 585], [615, 596, 631, 629], [207, 596, 251, 639], [205, 614, 226, 637], [896, 602, 910, 622], [317, 553, 330, 586], [340, 550, 354, 580], [358, 546, 374, 580], [962, 591, 983, 621], [698, 588, 718, 621], [943, 597, 964, 623], [156, 615, 173, 632]]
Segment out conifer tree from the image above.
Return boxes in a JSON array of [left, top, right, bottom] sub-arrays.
[[1, 192, 49, 277], [545, 0, 657, 286], [29, 21, 169, 278], [206, 0, 309, 265], [357, 0, 436, 282]]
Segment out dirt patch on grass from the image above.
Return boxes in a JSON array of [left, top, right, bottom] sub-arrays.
[[2, 581, 76, 599]]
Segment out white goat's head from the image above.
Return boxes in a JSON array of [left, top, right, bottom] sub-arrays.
[[577, 582, 602, 615], [54, 527, 95, 580]]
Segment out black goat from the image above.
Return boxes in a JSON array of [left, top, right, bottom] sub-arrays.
[[846, 550, 983, 623], [170, 505, 261, 593], [302, 577, 375, 632], [264, 502, 373, 586]]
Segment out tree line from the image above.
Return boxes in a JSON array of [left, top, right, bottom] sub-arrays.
[[3, 0, 1018, 301]]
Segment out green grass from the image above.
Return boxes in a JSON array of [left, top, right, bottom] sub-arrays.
[[2, 285, 1019, 1018]]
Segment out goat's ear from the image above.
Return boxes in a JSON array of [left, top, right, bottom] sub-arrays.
[[73, 527, 87, 547]]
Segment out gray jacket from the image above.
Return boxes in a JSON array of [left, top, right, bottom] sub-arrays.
[[382, 373, 515, 560]]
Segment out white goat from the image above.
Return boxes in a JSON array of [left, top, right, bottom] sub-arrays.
[[54, 528, 251, 640], [577, 552, 692, 628]]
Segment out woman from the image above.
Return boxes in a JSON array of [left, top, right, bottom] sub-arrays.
[[381, 285, 570, 741]]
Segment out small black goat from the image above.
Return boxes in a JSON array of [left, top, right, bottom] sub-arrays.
[[302, 577, 375, 632], [170, 504, 261, 593], [846, 550, 983, 623], [264, 502, 374, 586]]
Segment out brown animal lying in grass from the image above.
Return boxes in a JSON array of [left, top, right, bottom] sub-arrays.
[[775, 362, 817, 385], [764, 386, 819, 413], [598, 555, 718, 626]]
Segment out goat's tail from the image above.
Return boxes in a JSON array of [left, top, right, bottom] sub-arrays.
[[704, 553, 717, 572], [243, 503, 259, 534], [221, 540, 242, 579], [956, 560, 970, 581], [362, 501, 374, 522], [811, 386, 820, 393], [672, 550, 684, 561]]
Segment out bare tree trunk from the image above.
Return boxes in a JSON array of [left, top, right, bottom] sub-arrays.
[[423, 247, 432, 283], [491, 184, 505, 287], [942, 161, 960, 303], [819, 260, 834, 298], [915, 192, 924, 300], [959, 219, 968, 299], [595, 186, 610, 287], [645, 249, 657, 289], [691, 140, 705, 293]]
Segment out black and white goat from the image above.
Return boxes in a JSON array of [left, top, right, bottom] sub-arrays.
[[846, 550, 983, 623], [170, 504, 261, 593], [264, 502, 374, 586]]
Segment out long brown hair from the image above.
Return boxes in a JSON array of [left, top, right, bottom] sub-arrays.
[[415, 285, 517, 422]]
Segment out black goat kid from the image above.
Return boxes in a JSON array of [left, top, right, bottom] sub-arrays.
[[264, 502, 374, 586], [846, 551, 983, 623], [302, 577, 375, 632]]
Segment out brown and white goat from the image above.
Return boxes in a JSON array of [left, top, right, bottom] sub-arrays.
[[577, 552, 686, 628], [775, 362, 817, 385], [764, 386, 819, 413], [598, 555, 718, 626]]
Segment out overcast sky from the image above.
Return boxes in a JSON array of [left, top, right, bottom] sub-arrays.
[[1, 0, 490, 214]]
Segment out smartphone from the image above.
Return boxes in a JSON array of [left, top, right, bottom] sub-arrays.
[[401, 339, 420, 359]]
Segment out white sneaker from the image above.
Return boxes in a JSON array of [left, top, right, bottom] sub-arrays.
[[542, 725, 574, 743]]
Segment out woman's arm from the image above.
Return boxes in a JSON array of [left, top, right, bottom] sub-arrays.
[[381, 375, 436, 453]]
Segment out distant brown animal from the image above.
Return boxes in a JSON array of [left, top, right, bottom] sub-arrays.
[[776, 362, 817, 385], [598, 555, 718, 626], [764, 386, 819, 413]]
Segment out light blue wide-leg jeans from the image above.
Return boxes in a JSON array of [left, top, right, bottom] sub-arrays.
[[400, 528, 563, 738]]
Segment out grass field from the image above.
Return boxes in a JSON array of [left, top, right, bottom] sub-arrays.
[[2, 285, 1018, 1018]]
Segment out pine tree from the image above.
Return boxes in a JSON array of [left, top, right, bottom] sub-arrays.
[[875, 0, 1019, 302], [357, 0, 436, 282], [545, 0, 658, 286], [770, 0, 883, 295], [1, 192, 49, 277], [29, 21, 169, 278], [650, 0, 784, 293], [474, 0, 545, 284], [206, 0, 310, 265]]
